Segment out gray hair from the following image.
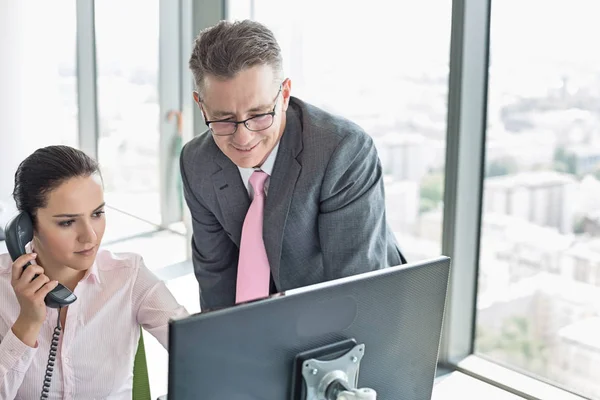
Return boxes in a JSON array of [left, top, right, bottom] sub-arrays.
[[189, 20, 283, 97]]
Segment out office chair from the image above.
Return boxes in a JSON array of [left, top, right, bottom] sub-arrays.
[[133, 329, 151, 400]]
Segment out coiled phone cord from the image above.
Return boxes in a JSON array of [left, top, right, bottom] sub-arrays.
[[40, 307, 62, 400]]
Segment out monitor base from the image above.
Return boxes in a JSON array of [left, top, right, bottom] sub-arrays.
[[295, 341, 377, 400]]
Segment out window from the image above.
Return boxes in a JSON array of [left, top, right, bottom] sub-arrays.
[[30, 1, 79, 147], [0, 1, 77, 220], [95, 0, 161, 224], [476, 0, 600, 398], [228, 0, 452, 261]]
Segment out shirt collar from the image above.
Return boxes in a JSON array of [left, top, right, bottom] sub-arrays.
[[237, 140, 281, 180], [25, 241, 101, 285], [81, 261, 101, 284]]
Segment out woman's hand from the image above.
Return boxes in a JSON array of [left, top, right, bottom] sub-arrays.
[[10, 253, 59, 347]]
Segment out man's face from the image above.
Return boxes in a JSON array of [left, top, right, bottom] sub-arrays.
[[195, 64, 291, 168]]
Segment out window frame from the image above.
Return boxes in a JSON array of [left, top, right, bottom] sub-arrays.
[[73, 0, 593, 398], [440, 1, 590, 399], [76, 0, 198, 228]]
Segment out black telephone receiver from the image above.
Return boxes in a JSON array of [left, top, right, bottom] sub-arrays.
[[5, 212, 77, 308]]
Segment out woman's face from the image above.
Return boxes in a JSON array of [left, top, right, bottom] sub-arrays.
[[33, 174, 106, 272]]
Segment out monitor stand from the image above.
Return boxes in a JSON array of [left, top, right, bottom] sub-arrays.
[[294, 340, 377, 400], [334, 388, 377, 400]]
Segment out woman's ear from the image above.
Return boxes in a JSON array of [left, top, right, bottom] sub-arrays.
[[31, 213, 44, 242]]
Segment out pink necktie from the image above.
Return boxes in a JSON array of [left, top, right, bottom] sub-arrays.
[[236, 170, 271, 303]]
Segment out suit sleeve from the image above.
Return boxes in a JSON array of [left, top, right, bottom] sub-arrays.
[[180, 144, 239, 310], [318, 130, 403, 280]]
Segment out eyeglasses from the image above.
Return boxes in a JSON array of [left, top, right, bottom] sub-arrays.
[[202, 85, 283, 137]]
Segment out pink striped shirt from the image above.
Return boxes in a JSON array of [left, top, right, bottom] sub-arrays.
[[0, 248, 189, 400]]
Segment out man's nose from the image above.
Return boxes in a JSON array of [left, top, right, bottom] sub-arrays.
[[232, 123, 255, 146]]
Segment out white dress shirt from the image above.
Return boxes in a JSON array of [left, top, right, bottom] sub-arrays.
[[0, 248, 189, 400], [237, 141, 280, 200]]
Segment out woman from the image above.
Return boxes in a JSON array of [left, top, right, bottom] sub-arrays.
[[0, 145, 189, 399]]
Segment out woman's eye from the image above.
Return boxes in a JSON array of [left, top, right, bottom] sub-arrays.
[[59, 220, 74, 227], [93, 210, 105, 218]]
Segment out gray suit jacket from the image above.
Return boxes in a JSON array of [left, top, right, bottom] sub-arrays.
[[180, 97, 406, 309]]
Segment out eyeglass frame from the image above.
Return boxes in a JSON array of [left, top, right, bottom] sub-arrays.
[[198, 84, 283, 137]]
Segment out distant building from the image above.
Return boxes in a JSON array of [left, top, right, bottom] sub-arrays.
[[383, 177, 420, 236], [375, 133, 429, 182], [484, 171, 577, 234], [480, 213, 573, 283], [578, 175, 600, 216], [551, 317, 600, 400], [479, 273, 600, 337], [418, 211, 575, 287], [579, 211, 600, 236], [391, 231, 441, 264], [477, 273, 600, 387], [562, 238, 600, 286], [486, 129, 556, 171], [567, 144, 600, 176], [416, 208, 444, 243]]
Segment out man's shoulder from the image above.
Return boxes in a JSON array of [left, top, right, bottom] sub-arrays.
[[181, 130, 216, 161], [292, 97, 372, 148], [292, 97, 374, 159], [180, 130, 221, 178]]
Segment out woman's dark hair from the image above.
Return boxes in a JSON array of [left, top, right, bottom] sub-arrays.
[[12, 145, 101, 221]]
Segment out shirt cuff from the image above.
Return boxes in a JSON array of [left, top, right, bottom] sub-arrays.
[[1, 328, 38, 373]]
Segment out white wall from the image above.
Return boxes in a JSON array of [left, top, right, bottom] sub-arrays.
[[0, 1, 28, 222], [0, 1, 71, 226]]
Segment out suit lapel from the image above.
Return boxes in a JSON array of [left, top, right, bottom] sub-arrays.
[[264, 103, 304, 286], [212, 151, 249, 247]]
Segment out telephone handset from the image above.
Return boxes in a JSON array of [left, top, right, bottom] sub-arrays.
[[5, 212, 77, 308], [5, 211, 77, 398]]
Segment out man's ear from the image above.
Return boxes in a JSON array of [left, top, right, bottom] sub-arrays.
[[282, 78, 292, 111], [193, 91, 200, 104]]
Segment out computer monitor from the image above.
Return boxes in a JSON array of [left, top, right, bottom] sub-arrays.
[[168, 256, 451, 400]]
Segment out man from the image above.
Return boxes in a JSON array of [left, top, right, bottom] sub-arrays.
[[180, 20, 406, 310]]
